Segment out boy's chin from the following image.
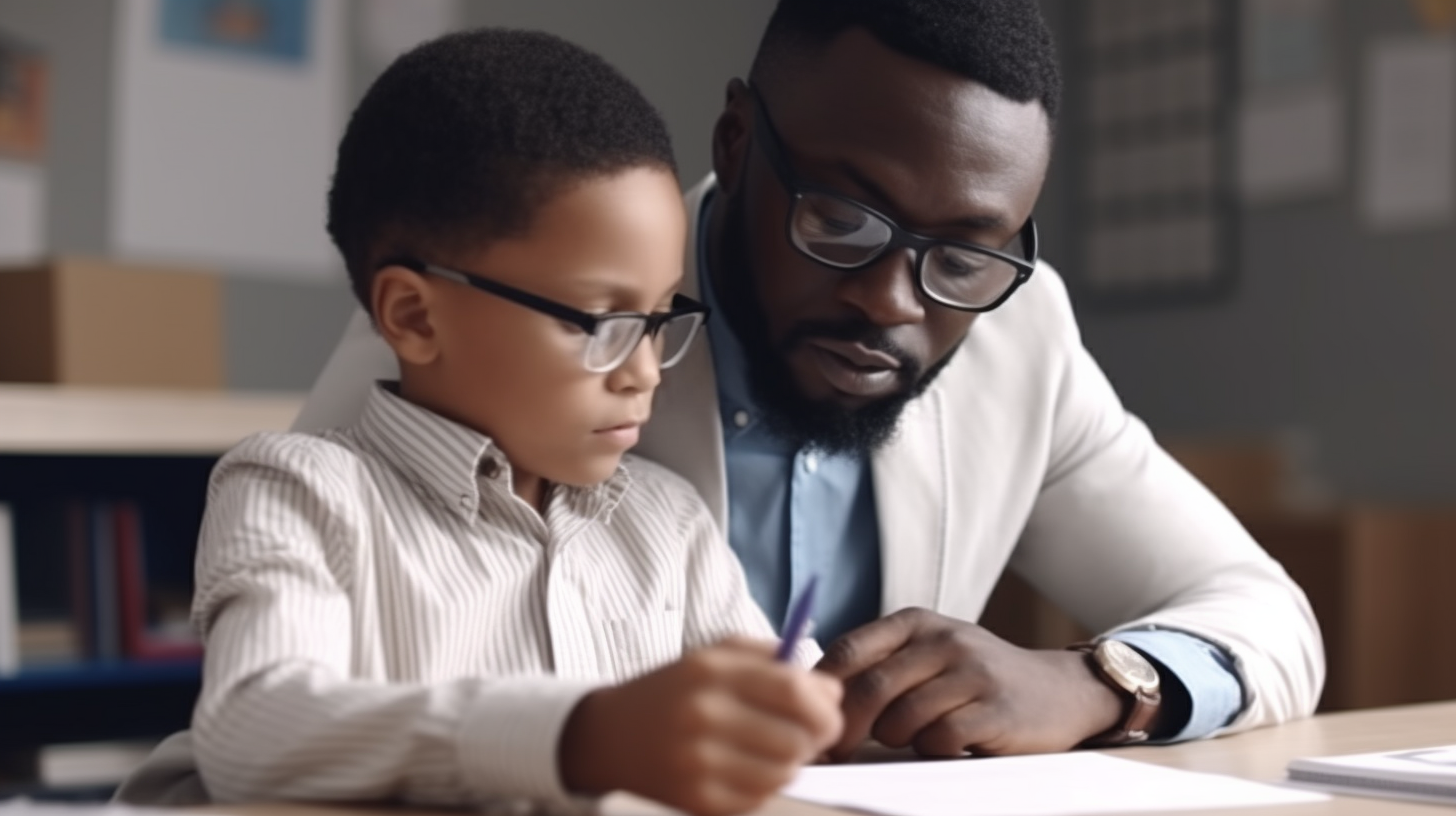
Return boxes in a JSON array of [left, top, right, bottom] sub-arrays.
[[550, 456, 627, 489]]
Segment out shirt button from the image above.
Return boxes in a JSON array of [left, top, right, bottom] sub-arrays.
[[733, 410, 750, 428], [458, 494, 473, 510], [804, 453, 818, 473]]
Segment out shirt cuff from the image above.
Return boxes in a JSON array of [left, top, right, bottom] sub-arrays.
[[456, 678, 604, 808], [1107, 628, 1244, 742]]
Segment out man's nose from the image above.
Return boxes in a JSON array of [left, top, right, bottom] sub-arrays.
[[835, 247, 925, 327]]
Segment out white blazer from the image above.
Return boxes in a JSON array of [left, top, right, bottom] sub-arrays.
[[295, 176, 1324, 734]]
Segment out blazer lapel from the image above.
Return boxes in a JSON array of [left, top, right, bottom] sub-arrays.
[[872, 386, 950, 614], [634, 177, 729, 530]]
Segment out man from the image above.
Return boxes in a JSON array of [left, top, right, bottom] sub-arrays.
[[297, 0, 1323, 757]]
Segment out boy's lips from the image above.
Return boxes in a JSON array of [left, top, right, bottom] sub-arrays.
[[594, 419, 646, 446]]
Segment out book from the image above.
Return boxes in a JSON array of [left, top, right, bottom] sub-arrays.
[[90, 501, 122, 661], [114, 501, 201, 661], [0, 501, 17, 675], [1287, 744, 1456, 804], [12, 498, 83, 664]]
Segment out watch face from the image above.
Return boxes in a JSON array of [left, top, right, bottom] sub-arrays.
[[1099, 640, 1159, 694]]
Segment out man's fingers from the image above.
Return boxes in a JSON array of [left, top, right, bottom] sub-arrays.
[[816, 608, 928, 678], [871, 673, 984, 749], [910, 703, 1006, 758], [827, 637, 944, 760]]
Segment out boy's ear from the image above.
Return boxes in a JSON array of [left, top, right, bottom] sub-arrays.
[[372, 265, 441, 366], [711, 78, 753, 196]]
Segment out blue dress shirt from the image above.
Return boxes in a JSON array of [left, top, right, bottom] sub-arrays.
[[695, 193, 1244, 741]]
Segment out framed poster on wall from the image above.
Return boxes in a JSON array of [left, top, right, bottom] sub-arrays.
[[1065, 0, 1239, 308]]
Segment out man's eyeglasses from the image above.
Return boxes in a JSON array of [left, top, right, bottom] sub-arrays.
[[748, 85, 1038, 313], [384, 258, 709, 373]]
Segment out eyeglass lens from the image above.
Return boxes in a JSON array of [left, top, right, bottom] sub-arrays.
[[583, 312, 705, 373], [789, 192, 1023, 310]]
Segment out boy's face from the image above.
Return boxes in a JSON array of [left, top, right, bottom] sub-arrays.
[[376, 166, 687, 488]]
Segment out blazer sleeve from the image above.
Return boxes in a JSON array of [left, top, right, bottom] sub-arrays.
[[1009, 275, 1324, 735]]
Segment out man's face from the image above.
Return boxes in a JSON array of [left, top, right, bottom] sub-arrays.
[[708, 28, 1052, 453]]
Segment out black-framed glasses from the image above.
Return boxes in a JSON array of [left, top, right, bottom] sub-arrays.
[[384, 258, 709, 373], [748, 86, 1039, 313]]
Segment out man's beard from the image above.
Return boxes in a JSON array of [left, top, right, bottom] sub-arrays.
[[711, 192, 956, 456]]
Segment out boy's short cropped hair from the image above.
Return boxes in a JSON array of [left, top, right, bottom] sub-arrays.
[[327, 28, 678, 311]]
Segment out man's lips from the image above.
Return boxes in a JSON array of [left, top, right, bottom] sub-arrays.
[[802, 339, 902, 399], [803, 338, 903, 370]]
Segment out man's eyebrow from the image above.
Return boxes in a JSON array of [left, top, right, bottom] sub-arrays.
[[838, 162, 1008, 233]]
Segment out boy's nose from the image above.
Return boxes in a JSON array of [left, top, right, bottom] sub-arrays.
[[606, 335, 663, 393]]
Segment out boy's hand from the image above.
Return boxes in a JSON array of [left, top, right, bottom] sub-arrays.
[[559, 636, 843, 816]]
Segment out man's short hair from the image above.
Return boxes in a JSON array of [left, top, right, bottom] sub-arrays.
[[328, 28, 677, 311], [751, 0, 1061, 124]]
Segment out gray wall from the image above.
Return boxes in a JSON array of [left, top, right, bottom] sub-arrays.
[[1, 0, 778, 391], [1039, 0, 1456, 502]]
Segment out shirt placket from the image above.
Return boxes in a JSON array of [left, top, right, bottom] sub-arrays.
[[788, 448, 821, 610], [540, 490, 600, 680]]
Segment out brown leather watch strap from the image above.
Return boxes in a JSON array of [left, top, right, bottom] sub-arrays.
[[1067, 641, 1163, 747]]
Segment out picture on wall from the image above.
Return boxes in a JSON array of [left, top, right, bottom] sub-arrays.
[[159, 0, 312, 64], [0, 31, 47, 161], [1066, 0, 1239, 309]]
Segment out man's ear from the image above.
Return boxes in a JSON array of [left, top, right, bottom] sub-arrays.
[[711, 78, 754, 196], [371, 265, 441, 366]]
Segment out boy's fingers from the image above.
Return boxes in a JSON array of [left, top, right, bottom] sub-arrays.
[[709, 697, 819, 764], [711, 634, 779, 657], [729, 664, 844, 746]]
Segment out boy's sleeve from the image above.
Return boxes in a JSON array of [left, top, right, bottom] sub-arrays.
[[676, 487, 822, 668], [190, 434, 601, 809]]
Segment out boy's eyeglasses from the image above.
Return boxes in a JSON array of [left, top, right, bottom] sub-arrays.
[[748, 85, 1038, 313], [384, 258, 710, 373]]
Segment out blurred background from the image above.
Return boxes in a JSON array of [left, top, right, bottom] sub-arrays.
[[0, 0, 1453, 799]]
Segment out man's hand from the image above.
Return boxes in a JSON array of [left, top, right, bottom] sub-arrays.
[[816, 608, 1124, 760], [559, 636, 843, 816]]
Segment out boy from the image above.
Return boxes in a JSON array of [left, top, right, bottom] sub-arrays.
[[118, 28, 841, 816]]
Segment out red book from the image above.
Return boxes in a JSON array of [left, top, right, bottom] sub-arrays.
[[113, 502, 201, 661]]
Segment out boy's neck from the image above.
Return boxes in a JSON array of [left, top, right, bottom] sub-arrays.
[[512, 471, 548, 513]]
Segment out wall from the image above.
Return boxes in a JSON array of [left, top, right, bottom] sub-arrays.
[[1040, 0, 1456, 502], [0, 0, 779, 391]]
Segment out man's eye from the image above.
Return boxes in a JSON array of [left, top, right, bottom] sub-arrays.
[[937, 251, 990, 278], [803, 203, 869, 237]]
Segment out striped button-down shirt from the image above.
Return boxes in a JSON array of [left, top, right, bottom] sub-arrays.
[[143, 384, 813, 809]]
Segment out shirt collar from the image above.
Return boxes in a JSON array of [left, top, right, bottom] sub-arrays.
[[352, 382, 632, 524]]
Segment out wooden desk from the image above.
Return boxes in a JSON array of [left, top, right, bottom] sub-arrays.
[[217, 701, 1456, 816]]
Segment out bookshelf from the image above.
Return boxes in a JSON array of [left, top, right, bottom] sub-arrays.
[[0, 384, 303, 752], [0, 384, 304, 455]]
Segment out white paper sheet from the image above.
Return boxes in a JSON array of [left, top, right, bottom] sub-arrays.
[[783, 752, 1328, 816], [1360, 36, 1456, 231]]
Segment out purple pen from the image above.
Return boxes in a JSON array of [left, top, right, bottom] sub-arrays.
[[775, 574, 819, 662]]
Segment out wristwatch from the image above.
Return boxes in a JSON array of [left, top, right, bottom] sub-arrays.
[[1067, 639, 1162, 746]]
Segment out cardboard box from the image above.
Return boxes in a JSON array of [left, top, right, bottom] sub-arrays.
[[0, 257, 223, 389]]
